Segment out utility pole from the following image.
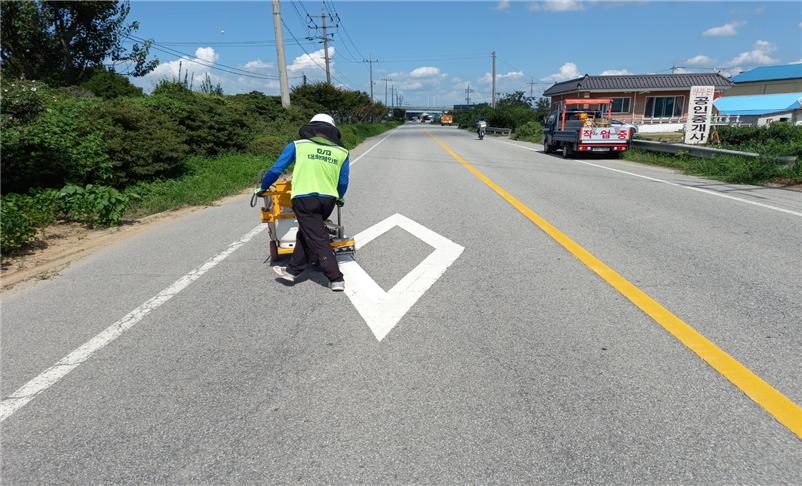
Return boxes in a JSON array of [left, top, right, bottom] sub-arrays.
[[528, 78, 536, 98], [363, 54, 378, 102], [465, 84, 474, 106], [306, 5, 339, 84], [491, 51, 496, 108], [381, 75, 391, 106], [272, 0, 291, 107], [303, 73, 307, 86]]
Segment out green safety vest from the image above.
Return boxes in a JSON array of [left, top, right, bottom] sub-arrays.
[[291, 137, 349, 199]]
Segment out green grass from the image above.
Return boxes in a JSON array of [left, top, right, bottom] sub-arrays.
[[124, 122, 399, 219], [124, 154, 266, 218], [623, 149, 802, 185]]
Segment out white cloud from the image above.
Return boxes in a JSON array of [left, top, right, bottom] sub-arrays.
[[480, 70, 524, 84], [400, 81, 424, 90], [409, 66, 441, 78], [500, 70, 524, 80], [599, 69, 632, 75], [685, 54, 715, 66], [799, 21, 802, 28], [530, 0, 585, 12], [541, 62, 581, 82], [194, 47, 219, 64], [132, 47, 284, 95], [143, 47, 220, 85], [288, 47, 334, 75], [725, 40, 778, 67], [703, 21, 743, 37], [243, 59, 273, 70], [496, 0, 511, 11]]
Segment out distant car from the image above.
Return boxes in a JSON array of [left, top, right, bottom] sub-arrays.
[[611, 119, 638, 135]]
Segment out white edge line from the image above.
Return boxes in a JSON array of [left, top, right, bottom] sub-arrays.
[[489, 138, 802, 218], [349, 126, 398, 167], [1, 126, 398, 421], [0, 223, 268, 423]]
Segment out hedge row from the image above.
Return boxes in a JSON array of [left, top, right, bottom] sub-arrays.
[[1, 122, 399, 253], [716, 124, 802, 156], [1, 77, 389, 195]]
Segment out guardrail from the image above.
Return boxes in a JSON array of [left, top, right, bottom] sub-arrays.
[[486, 127, 511, 136], [632, 140, 797, 164]]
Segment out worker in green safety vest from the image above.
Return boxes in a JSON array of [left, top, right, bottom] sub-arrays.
[[258, 114, 350, 292]]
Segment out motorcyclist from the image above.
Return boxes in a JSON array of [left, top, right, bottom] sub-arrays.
[[476, 119, 487, 139]]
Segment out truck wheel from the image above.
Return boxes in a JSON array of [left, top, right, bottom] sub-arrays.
[[543, 137, 553, 153], [561, 144, 573, 159]]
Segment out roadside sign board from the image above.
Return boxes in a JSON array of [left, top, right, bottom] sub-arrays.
[[684, 85, 715, 145]]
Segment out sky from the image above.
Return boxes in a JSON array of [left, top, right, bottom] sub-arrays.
[[125, 1, 802, 105]]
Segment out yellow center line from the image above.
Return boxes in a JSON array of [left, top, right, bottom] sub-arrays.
[[427, 132, 802, 439]]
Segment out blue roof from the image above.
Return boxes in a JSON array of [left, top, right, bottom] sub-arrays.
[[731, 64, 802, 83], [715, 92, 802, 115]]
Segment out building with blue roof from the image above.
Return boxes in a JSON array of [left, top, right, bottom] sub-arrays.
[[714, 92, 802, 126], [727, 64, 802, 96]]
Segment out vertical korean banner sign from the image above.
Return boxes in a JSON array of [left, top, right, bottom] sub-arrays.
[[684, 85, 715, 144]]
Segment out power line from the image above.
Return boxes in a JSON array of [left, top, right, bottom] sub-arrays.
[[339, 54, 486, 64], [125, 35, 291, 80], [326, 0, 366, 62], [155, 39, 318, 48], [281, 17, 352, 87]]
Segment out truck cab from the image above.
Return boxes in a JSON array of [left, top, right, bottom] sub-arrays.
[[542, 98, 632, 158]]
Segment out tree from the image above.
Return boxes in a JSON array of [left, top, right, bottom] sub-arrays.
[[497, 90, 534, 109], [1, 1, 157, 86], [534, 97, 551, 122], [199, 73, 223, 96]]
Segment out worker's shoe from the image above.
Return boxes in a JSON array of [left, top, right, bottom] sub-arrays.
[[330, 280, 345, 292], [273, 266, 296, 284]]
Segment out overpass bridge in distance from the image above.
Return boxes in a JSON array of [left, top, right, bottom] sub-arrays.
[[400, 106, 452, 114]]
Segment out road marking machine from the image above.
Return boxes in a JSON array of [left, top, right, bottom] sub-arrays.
[[251, 179, 356, 264]]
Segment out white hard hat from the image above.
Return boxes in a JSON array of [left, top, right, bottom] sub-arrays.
[[310, 113, 336, 127]]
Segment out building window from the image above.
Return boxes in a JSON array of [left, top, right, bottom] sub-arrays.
[[611, 97, 631, 114], [644, 96, 685, 118]]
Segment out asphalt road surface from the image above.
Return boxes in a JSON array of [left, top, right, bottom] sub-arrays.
[[2, 125, 801, 484]]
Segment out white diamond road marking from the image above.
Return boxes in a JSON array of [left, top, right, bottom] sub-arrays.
[[339, 213, 464, 341]]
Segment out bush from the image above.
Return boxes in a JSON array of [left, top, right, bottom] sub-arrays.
[[1, 196, 37, 253], [58, 184, 130, 227], [247, 133, 292, 157], [88, 97, 189, 185], [0, 80, 48, 123], [512, 121, 543, 143], [624, 150, 797, 185], [144, 87, 253, 156], [716, 124, 802, 156], [291, 82, 388, 123], [80, 68, 144, 99], [1, 93, 111, 193]]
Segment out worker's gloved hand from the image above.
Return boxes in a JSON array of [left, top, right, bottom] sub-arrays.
[[254, 187, 265, 195], [336, 199, 345, 207]]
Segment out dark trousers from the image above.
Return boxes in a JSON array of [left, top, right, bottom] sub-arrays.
[[287, 196, 344, 282]]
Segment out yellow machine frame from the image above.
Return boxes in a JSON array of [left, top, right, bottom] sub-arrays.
[[258, 180, 356, 261]]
